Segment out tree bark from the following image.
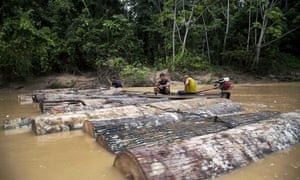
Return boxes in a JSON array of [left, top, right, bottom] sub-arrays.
[[252, 3, 268, 69], [114, 111, 300, 180], [246, 0, 252, 51], [181, 3, 195, 56], [202, 14, 211, 64], [83, 98, 231, 137], [98, 110, 274, 154], [223, 0, 230, 53], [172, 0, 177, 67]]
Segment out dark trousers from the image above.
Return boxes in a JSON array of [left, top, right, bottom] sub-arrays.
[[221, 92, 231, 99]]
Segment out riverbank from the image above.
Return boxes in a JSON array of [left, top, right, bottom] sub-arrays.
[[1, 70, 299, 91]]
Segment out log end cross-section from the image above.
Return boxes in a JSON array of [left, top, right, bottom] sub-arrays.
[[114, 150, 148, 180]]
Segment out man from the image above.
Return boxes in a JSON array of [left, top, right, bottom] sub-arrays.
[[178, 73, 197, 95], [154, 73, 170, 95], [111, 77, 123, 88], [220, 77, 232, 99]]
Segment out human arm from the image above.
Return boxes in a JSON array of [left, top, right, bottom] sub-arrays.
[[184, 78, 189, 91]]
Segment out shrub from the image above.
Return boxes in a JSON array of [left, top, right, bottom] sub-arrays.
[[46, 80, 76, 89], [120, 64, 152, 87]]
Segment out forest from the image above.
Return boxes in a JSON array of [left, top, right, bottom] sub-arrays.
[[0, 0, 299, 81]]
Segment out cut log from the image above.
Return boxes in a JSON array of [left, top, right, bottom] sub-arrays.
[[83, 98, 232, 137], [31, 98, 228, 135], [38, 95, 129, 113], [32, 88, 110, 103], [143, 98, 229, 112], [32, 113, 87, 135], [96, 111, 275, 153], [114, 111, 300, 180], [48, 97, 169, 114], [3, 118, 33, 129], [32, 103, 160, 136], [17, 94, 34, 104]]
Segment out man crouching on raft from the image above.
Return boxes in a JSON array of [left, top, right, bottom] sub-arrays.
[[178, 73, 197, 95], [154, 73, 170, 95]]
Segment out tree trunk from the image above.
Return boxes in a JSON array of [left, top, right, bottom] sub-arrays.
[[172, 1, 177, 67], [252, 9, 268, 69], [181, 4, 195, 56], [83, 98, 231, 137], [98, 110, 275, 154], [246, 0, 252, 51], [202, 15, 211, 64], [114, 111, 300, 180], [223, 0, 230, 53]]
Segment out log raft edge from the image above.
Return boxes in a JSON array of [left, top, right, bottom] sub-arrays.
[[114, 111, 300, 180]]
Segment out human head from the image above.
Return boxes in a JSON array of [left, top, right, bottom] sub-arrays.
[[160, 73, 166, 80], [184, 72, 191, 79], [112, 77, 116, 81]]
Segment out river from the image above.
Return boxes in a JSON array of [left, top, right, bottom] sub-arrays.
[[0, 83, 299, 180]]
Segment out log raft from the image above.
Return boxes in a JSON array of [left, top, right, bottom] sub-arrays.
[[47, 96, 169, 114], [3, 118, 33, 129], [96, 111, 277, 153], [114, 111, 300, 180], [83, 98, 232, 137], [33, 98, 224, 135]]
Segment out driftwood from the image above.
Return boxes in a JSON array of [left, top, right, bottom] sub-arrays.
[[114, 111, 300, 180], [96, 111, 276, 153]]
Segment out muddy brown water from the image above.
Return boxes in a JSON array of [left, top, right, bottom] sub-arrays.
[[0, 83, 299, 180]]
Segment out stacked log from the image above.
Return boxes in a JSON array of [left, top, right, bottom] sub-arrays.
[[83, 98, 232, 136], [32, 113, 87, 135], [38, 94, 129, 113], [3, 118, 33, 129], [49, 97, 169, 114], [17, 94, 34, 104], [96, 111, 275, 153], [33, 98, 221, 135], [114, 111, 300, 180], [32, 88, 79, 102], [87, 113, 183, 138]]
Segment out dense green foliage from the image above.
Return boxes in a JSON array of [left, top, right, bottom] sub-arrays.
[[0, 0, 299, 81]]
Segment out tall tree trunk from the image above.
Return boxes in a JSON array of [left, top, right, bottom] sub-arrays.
[[202, 15, 211, 64], [254, 4, 258, 45], [172, 1, 177, 67], [181, 4, 195, 56], [252, 4, 268, 69], [223, 0, 230, 53], [246, 0, 252, 51]]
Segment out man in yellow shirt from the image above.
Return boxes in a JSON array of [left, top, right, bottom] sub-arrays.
[[178, 73, 197, 95]]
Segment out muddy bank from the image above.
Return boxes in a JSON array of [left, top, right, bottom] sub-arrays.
[[1, 70, 299, 91]]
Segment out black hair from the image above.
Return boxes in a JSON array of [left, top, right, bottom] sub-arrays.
[[159, 73, 165, 77], [184, 72, 191, 76]]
